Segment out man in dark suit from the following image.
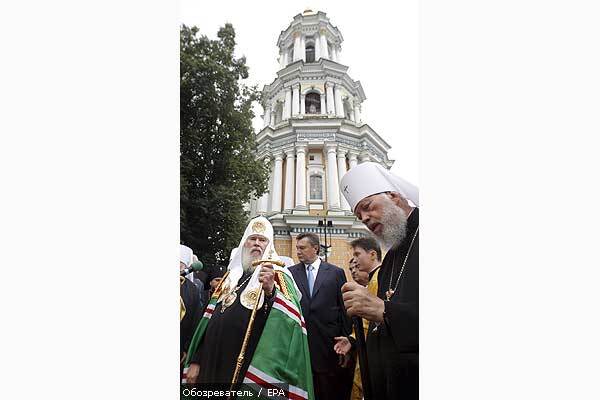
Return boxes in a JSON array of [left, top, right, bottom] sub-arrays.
[[289, 233, 352, 400]]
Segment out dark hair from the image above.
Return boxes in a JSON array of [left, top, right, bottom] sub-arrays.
[[296, 232, 320, 255], [350, 237, 382, 261]]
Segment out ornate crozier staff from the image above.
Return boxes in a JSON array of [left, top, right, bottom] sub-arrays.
[[229, 250, 284, 393]]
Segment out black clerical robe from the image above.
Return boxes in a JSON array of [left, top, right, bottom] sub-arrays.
[[181, 278, 202, 355], [190, 272, 276, 384], [367, 208, 419, 400]]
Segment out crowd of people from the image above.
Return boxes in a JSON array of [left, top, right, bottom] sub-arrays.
[[179, 162, 419, 400]]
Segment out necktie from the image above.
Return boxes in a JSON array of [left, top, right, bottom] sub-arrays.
[[307, 264, 315, 297]]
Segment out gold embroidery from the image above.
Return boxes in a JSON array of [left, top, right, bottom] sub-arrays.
[[251, 221, 266, 234], [212, 271, 231, 300], [274, 270, 292, 300]]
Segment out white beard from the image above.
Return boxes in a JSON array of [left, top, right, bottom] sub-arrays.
[[241, 247, 262, 274], [377, 200, 408, 251]]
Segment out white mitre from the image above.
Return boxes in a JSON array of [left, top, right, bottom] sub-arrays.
[[180, 244, 193, 267], [180, 244, 195, 282], [340, 162, 419, 212], [229, 247, 238, 261], [221, 216, 281, 309]]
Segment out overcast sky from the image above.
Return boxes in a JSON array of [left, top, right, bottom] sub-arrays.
[[179, 0, 419, 184]]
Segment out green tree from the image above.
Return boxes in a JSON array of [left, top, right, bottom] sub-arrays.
[[180, 24, 269, 266]]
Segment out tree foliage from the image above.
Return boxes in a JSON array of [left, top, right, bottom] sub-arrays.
[[180, 24, 269, 266]]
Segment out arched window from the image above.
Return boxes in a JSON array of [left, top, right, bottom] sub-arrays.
[[305, 92, 321, 114], [305, 44, 315, 63], [309, 175, 323, 200]]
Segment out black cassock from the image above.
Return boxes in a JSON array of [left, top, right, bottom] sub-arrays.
[[367, 208, 419, 400], [190, 271, 275, 384], [181, 278, 202, 354]]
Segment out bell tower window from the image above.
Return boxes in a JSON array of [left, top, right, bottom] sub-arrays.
[[343, 99, 353, 120], [274, 102, 283, 125], [305, 92, 321, 114], [305, 44, 315, 63], [309, 175, 323, 200]]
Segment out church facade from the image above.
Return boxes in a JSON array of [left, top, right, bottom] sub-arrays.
[[250, 10, 394, 276]]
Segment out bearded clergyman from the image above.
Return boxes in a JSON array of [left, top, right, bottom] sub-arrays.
[[183, 216, 315, 400], [339, 162, 419, 400]]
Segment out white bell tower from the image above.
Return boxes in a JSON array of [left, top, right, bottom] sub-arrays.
[[251, 10, 395, 269]]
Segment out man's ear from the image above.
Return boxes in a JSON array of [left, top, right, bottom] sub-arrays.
[[388, 192, 408, 208], [369, 250, 377, 261]]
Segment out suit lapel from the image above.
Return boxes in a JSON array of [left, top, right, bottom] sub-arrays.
[[291, 263, 310, 299], [311, 262, 329, 298]]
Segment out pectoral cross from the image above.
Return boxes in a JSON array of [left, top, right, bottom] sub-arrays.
[[385, 289, 395, 301]]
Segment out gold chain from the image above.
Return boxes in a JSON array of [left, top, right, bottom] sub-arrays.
[[234, 274, 253, 293]]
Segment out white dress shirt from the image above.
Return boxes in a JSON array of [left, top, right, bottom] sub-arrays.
[[304, 256, 322, 275]]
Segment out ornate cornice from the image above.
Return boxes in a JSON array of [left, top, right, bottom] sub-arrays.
[[325, 143, 338, 152], [297, 130, 336, 141], [262, 60, 365, 104], [295, 144, 307, 152]]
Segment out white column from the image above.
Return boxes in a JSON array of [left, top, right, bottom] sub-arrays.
[[300, 93, 306, 115], [314, 37, 321, 61], [300, 35, 306, 62], [295, 146, 307, 209], [325, 144, 341, 210], [292, 84, 300, 116], [320, 93, 326, 115], [284, 87, 292, 120], [257, 193, 268, 215], [353, 101, 361, 124], [270, 153, 284, 212], [267, 160, 274, 210], [283, 149, 295, 212], [334, 84, 345, 118], [279, 52, 285, 69], [348, 151, 359, 170], [257, 157, 271, 213], [326, 83, 335, 115], [359, 153, 371, 163], [337, 149, 350, 210], [293, 33, 301, 62], [263, 103, 271, 128], [319, 30, 329, 59]]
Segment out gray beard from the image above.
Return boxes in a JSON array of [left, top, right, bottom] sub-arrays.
[[241, 247, 261, 274], [377, 202, 408, 251]]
